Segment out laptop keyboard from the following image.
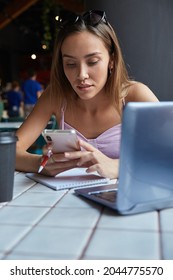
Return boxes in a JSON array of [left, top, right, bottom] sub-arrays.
[[91, 189, 117, 203]]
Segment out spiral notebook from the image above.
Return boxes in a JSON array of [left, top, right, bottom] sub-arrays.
[[26, 167, 110, 190]]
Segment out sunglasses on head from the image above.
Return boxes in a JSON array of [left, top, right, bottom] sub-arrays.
[[57, 10, 108, 29]]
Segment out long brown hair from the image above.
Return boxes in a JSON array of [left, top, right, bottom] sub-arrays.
[[50, 14, 131, 112]]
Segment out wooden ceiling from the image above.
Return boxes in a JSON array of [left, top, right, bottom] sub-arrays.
[[0, 0, 85, 30]]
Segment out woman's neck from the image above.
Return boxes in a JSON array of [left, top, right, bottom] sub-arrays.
[[76, 94, 112, 114]]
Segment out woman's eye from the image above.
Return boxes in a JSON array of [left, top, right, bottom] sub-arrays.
[[88, 60, 99, 65], [66, 63, 76, 67], [63, 60, 77, 67]]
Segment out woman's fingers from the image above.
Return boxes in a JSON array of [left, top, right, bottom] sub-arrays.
[[78, 139, 96, 152], [42, 157, 79, 176], [64, 139, 96, 162], [42, 143, 53, 155], [42, 139, 102, 176]]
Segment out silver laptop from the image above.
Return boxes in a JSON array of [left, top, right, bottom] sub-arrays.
[[75, 102, 173, 215]]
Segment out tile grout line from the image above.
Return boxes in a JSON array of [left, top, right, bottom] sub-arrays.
[[158, 210, 164, 259], [1, 191, 70, 259], [78, 206, 105, 260]]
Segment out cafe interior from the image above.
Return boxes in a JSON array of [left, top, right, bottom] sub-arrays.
[[0, 0, 173, 261]]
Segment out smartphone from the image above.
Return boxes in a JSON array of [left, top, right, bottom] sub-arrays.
[[42, 129, 80, 153]]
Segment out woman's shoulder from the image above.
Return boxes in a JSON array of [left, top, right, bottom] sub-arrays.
[[125, 81, 159, 102]]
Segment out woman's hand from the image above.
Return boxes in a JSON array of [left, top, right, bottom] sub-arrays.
[[40, 144, 79, 176], [40, 140, 119, 178], [65, 139, 119, 179]]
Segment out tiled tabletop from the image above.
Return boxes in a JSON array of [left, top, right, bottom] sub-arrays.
[[0, 171, 173, 260]]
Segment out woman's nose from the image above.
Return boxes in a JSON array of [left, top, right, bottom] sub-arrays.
[[77, 65, 89, 81]]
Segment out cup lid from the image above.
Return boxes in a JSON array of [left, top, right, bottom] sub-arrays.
[[0, 131, 18, 144]]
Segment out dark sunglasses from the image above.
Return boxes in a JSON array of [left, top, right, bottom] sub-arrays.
[[57, 10, 108, 29]]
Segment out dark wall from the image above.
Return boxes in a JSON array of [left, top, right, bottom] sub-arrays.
[[85, 0, 173, 101], [0, 22, 49, 84]]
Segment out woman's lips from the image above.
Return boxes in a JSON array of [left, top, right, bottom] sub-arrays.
[[77, 84, 92, 90]]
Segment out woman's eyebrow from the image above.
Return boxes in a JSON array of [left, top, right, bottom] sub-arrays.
[[85, 52, 102, 58], [62, 52, 102, 59], [62, 54, 76, 59]]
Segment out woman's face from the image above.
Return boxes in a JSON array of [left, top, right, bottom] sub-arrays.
[[61, 31, 112, 100]]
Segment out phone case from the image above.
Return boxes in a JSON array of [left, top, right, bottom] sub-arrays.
[[42, 129, 80, 153]]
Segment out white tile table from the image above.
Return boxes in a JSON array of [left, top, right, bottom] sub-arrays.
[[0, 172, 172, 260]]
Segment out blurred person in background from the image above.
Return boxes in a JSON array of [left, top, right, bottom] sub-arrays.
[[22, 69, 43, 117], [6, 81, 24, 118]]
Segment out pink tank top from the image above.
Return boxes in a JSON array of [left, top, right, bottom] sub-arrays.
[[60, 107, 122, 159]]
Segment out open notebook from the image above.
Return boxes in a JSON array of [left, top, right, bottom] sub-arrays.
[[26, 167, 110, 190]]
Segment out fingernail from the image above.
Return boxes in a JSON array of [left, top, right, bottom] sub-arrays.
[[64, 152, 70, 157]]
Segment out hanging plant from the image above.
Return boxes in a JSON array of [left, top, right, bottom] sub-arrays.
[[41, 0, 85, 50], [41, 0, 56, 50]]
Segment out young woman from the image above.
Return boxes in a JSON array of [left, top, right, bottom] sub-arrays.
[[15, 10, 158, 179]]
